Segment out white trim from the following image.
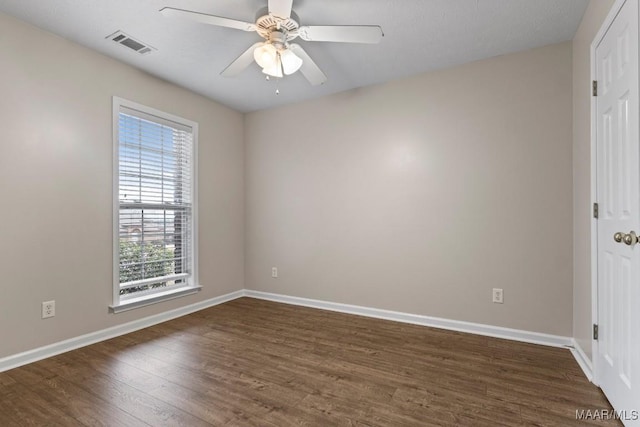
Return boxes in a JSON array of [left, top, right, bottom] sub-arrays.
[[244, 290, 573, 348], [109, 285, 202, 313], [111, 96, 200, 311], [2, 289, 591, 379], [592, 0, 627, 48], [0, 290, 244, 373], [589, 29, 600, 385], [113, 97, 198, 133], [589, 0, 627, 386], [192, 117, 199, 298], [570, 339, 594, 382], [112, 97, 120, 306]]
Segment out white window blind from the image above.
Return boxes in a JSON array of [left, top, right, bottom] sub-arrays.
[[112, 99, 198, 311]]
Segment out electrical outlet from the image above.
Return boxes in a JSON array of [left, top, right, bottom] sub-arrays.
[[271, 267, 278, 278], [492, 288, 504, 304], [42, 300, 55, 318]]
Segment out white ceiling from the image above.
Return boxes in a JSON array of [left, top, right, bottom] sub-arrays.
[[0, 0, 588, 112]]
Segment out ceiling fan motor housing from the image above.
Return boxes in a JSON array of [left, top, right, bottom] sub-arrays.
[[255, 7, 299, 42], [268, 31, 289, 50]]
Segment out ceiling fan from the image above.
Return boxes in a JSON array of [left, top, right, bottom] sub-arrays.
[[160, 0, 384, 86]]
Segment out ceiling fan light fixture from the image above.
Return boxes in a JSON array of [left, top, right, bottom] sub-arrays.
[[253, 43, 277, 69], [162, 3, 383, 86], [262, 53, 283, 78], [280, 48, 303, 75]]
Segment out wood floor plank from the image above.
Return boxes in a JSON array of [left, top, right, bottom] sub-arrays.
[[0, 384, 82, 427], [0, 297, 620, 426], [91, 338, 307, 420], [30, 376, 150, 427]]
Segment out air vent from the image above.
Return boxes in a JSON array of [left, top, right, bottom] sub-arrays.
[[106, 31, 155, 55]]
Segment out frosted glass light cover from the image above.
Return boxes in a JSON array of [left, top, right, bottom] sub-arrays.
[[262, 54, 283, 78], [280, 48, 303, 75], [253, 43, 277, 69]]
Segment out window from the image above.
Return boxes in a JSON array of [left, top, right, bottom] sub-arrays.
[[111, 97, 199, 312]]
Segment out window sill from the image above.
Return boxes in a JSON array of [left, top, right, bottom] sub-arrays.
[[109, 285, 202, 314]]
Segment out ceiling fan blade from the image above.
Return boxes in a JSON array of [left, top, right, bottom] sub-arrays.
[[268, 0, 293, 19], [160, 7, 256, 32], [221, 42, 264, 77], [298, 26, 383, 44], [289, 44, 327, 86]]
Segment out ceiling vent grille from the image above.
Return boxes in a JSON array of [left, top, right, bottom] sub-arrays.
[[106, 31, 156, 55]]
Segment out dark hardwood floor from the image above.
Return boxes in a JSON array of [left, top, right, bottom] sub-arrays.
[[0, 297, 619, 426]]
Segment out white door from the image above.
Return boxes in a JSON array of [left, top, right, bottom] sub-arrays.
[[596, 0, 640, 424]]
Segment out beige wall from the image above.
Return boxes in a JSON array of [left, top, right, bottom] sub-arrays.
[[245, 42, 574, 336], [0, 3, 606, 360], [572, 0, 615, 361], [0, 13, 244, 359]]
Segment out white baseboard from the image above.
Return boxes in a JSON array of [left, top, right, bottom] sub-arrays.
[[569, 339, 594, 382], [244, 290, 573, 348], [0, 289, 245, 373], [1, 288, 589, 381]]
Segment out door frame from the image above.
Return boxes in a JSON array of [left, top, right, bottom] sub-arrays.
[[590, 0, 633, 387]]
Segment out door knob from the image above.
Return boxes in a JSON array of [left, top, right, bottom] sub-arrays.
[[614, 232, 624, 242], [624, 231, 638, 246]]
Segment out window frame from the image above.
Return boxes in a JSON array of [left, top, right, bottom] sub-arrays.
[[110, 97, 200, 313]]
